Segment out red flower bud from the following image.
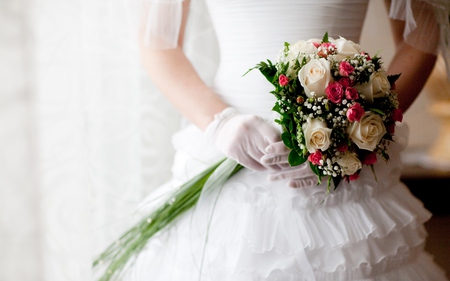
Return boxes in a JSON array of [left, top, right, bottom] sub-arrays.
[[391, 108, 403, 122], [362, 152, 377, 165]]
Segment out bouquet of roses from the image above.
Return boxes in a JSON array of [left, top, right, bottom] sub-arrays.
[[250, 32, 403, 190], [93, 32, 402, 280]]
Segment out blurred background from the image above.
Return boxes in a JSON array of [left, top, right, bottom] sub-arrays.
[[1, 0, 449, 280]]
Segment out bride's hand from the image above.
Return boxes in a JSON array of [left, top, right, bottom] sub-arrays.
[[205, 108, 281, 171], [261, 141, 318, 188]]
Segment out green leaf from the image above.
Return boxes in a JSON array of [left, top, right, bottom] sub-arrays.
[[309, 162, 320, 177], [288, 149, 306, 166], [322, 32, 329, 43], [281, 132, 293, 149], [370, 108, 386, 116], [272, 103, 281, 114], [257, 60, 277, 84]]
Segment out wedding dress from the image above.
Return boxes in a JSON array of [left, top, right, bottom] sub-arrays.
[[121, 0, 449, 280]]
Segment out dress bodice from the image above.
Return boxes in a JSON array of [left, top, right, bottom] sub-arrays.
[[205, 0, 369, 118]]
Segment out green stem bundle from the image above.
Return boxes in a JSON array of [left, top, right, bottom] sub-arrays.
[[93, 158, 243, 281]]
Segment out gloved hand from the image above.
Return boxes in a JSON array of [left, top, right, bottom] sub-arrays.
[[261, 141, 318, 188], [205, 108, 281, 171]]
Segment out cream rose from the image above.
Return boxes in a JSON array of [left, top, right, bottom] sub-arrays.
[[354, 70, 390, 103], [347, 112, 387, 151], [332, 37, 361, 60], [336, 152, 362, 176], [298, 58, 332, 98], [302, 118, 332, 153]]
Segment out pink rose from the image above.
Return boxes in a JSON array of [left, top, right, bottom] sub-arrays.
[[346, 103, 364, 122], [326, 82, 344, 103], [308, 150, 323, 165], [391, 108, 403, 122], [345, 87, 359, 100], [279, 74, 289, 86], [338, 77, 353, 88], [362, 152, 377, 165], [339, 61, 354, 76]]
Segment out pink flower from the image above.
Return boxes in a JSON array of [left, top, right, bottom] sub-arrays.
[[346, 103, 365, 122], [279, 74, 289, 86], [391, 108, 403, 122], [348, 173, 360, 181], [308, 150, 323, 166], [317, 42, 337, 58], [339, 61, 354, 76], [362, 152, 377, 165], [345, 87, 359, 100], [326, 82, 344, 104], [338, 77, 353, 88]]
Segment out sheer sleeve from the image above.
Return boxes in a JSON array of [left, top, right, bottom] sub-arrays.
[[388, 0, 450, 78], [125, 0, 185, 49]]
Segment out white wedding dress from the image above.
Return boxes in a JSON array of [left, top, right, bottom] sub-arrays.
[[122, 0, 449, 280]]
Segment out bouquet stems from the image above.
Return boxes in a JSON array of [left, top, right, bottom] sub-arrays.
[[93, 158, 243, 281]]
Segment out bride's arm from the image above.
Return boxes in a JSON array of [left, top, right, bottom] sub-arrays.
[[139, 1, 281, 171], [384, 0, 438, 113], [139, 0, 228, 131]]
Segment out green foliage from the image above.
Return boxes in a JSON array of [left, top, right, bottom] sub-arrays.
[[322, 32, 329, 43], [288, 149, 307, 166]]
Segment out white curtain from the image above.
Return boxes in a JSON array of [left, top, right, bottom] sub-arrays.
[[1, 0, 181, 280], [0, 0, 42, 280]]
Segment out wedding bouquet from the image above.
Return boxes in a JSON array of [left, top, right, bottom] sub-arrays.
[[93, 32, 402, 280], [250, 32, 402, 190]]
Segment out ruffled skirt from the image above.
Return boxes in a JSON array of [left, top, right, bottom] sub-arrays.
[[124, 124, 448, 281]]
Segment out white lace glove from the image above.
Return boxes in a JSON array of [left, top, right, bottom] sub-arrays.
[[205, 108, 281, 171], [261, 141, 318, 188]]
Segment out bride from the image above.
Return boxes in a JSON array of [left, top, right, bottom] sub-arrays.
[[103, 0, 450, 280]]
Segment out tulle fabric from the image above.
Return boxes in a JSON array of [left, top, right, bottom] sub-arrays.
[[389, 0, 450, 78], [124, 0, 184, 49], [124, 124, 448, 280]]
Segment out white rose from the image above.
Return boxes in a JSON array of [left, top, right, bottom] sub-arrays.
[[302, 118, 333, 153], [332, 37, 361, 60], [354, 70, 390, 103], [336, 152, 362, 176], [289, 39, 318, 56], [298, 58, 332, 98], [281, 40, 318, 78], [347, 112, 387, 151]]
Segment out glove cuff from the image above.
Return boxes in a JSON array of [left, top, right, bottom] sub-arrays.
[[204, 107, 237, 145]]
